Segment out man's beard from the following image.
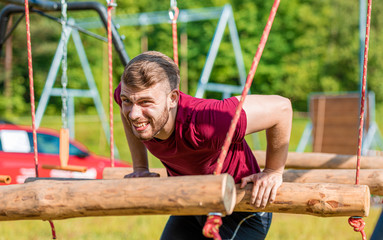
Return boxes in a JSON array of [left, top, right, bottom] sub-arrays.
[[132, 106, 170, 141]]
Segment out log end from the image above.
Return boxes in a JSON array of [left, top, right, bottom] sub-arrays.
[[360, 185, 370, 217], [0, 175, 11, 184], [221, 174, 236, 215]]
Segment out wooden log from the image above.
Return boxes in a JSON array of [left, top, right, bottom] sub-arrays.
[[103, 168, 370, 217], [0, 175, 11, 184], [253, 150, 383, 169], [283, 169, 383, 196], [0, 174, 236, 221], [235, 183, 370, 217], [103, 168, 383, 196]]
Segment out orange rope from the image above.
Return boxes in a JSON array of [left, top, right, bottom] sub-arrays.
[[24, 0, 57, 238], [202, 1, 281, 238], [213, 0, 280, 176], [24, 0, 39, 178], [170, 6, 179, 66], [107, 0, 116, 167], [348, 0, 372, 239]]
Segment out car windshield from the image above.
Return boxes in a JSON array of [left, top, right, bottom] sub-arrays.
[[26, 132, 88, 156], [0, 129, 89, 157]]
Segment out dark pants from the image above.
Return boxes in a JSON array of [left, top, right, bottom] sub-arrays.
[[371, 210, 383, 240], [160, 212, 272, 240]]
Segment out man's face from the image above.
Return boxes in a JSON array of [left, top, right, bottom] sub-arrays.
[[120, 81, 174, 141]]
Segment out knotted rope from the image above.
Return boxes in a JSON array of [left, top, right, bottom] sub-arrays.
[[347, 0, 372, 239], [202, 1, 281, 238]]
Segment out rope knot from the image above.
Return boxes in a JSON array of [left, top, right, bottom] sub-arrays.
[[106, 0, 117, 8], [168, 6, 179, 23], [202, 214, 223, 240], [348, 217, 367, 240]]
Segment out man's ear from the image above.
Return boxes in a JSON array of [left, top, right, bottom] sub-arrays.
[[169, 89, 180, 108]]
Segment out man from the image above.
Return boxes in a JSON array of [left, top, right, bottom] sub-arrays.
[[114, 51, 292, 239]]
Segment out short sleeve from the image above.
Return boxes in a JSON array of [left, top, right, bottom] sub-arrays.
[[114, 82, 122, 107], [194, 97, 247, 150]]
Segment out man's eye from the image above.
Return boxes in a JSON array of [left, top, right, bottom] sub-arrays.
[[122, 99, 131, 104]]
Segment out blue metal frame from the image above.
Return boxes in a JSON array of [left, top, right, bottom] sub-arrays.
[[35, 19, 119, 157], [76, 4, 248, 99]]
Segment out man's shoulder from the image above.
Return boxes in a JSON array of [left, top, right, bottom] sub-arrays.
[[177, 93, 240, 124], [178, 92, 223, 109]]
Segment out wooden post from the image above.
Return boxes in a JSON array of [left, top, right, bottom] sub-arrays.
[[42, 129, 87, 172], [235, 183, 370, 217], [253, 150, 383, 169], [283, 169, 383, 196], [103, 168, 370, 217], [0, 174, 236, 221]]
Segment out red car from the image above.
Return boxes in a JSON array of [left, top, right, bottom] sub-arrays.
[[0, 123, 131, 184]]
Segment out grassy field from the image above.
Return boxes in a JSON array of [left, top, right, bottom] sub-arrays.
[[0, 209, 381, 239], [1, 112, 381, 239]]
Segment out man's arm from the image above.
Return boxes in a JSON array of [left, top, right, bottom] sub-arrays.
[[237, 95, 292, 208], [120, 112, 159, 178]]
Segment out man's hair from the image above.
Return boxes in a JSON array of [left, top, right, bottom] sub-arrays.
[[121, 51, 180, 91]]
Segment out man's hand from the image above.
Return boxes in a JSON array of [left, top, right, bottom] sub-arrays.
[[240, 168, 283, 208], [124, 168, 160, 178]]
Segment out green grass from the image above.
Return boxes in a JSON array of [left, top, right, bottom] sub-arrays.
[[0, 209, 381, 239], [5, 113, 382, 239]]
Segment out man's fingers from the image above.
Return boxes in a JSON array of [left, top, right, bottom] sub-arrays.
[[124, 171, 160, 178], [150, 172, 161, 177], [252, 182, 264, 206], [240, 176, 252, 188], [124, 173, 135, 178], [260, 186, 272, 208], [269, 184, 279, 203]]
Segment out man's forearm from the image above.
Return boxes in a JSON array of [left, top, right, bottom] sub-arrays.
[[264, 102, 292, 173]]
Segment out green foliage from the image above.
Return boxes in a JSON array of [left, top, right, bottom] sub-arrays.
[[1, 0, 383, 115]]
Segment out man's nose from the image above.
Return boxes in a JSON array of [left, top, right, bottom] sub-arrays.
[[129, 104, 142, 120]]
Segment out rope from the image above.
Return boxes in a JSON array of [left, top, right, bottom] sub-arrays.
[[202, 1, 281, 238], [202, 214, 223, 240], [24, 0, 39, 178], [348, 0, 372, 239], [349, 217, 367, 240], [24, 0, 56, 238], [48, 220, 57, 239], [107, 0, 116, 167], [169, 0, 179, 66]]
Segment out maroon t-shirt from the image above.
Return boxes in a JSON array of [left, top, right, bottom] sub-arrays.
[[115, 83, 260, 183]]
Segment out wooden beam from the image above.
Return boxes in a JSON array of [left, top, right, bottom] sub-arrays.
[[235, 182, 370, 217], [103, 168, 370, 217], [103, 167, 383, 196], [253, 151, 383, 169], [283, 169, 383, 196], [42, 164, 87, 172], [0, 174, 236, 221]]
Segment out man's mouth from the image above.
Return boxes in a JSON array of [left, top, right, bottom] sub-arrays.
[[132, 122, 149, 131]]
